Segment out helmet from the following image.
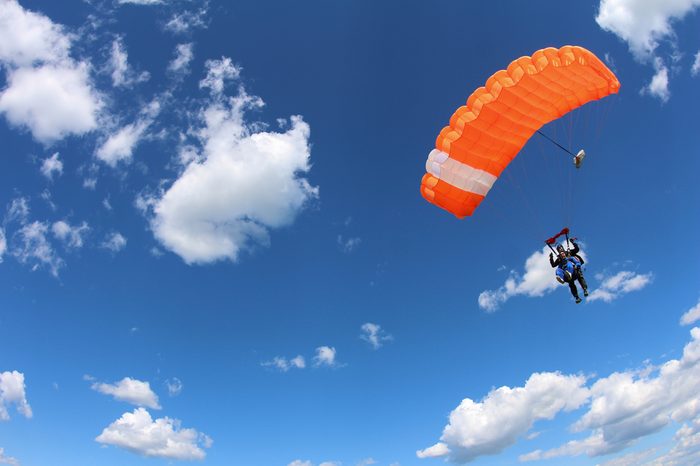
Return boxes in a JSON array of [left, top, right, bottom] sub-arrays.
[[556, 244, 565, 253]]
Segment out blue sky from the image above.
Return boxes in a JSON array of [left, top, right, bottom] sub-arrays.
[[1, 1, 699, 465]]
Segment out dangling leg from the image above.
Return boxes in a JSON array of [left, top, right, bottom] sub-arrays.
[[568, 280, 581, 303], [577, 270, 589, 297]]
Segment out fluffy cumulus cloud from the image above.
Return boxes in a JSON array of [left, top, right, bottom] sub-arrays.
[[262, 355, 306, 372], [313, 346, 338, 367], [52, 220, 89, 249], [96, 408, 212, 460], [0, 0, 102, 143], [588, 270, 653, 302], [360, 323, 393, 350], [40, 152, 63, 179], [596, 0, 700, 100], [0, 63, 101, 143], [0, 448, 19, 466], [518, 327, 700, 463], [420, 326, 700, 464], [478, 247, 565, 311], [91, 377, 160, 409], [0, 371, 33, 421], [417, 372, 589, 463], [682, 299, 700, 325], [144, 62, 317, 264]]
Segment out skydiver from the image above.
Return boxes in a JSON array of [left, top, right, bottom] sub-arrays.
[[550, 244, 588, 303]]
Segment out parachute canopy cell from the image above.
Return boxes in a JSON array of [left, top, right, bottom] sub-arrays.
[[420, 46, 620, 218]]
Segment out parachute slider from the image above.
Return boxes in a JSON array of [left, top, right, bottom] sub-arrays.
[[573, 150, 585, 169]]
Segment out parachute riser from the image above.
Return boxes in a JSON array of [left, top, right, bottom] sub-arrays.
[[536, 130, 586, 168]]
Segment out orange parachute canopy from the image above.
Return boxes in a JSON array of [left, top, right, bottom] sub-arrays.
[[420, 45, 620, 218]]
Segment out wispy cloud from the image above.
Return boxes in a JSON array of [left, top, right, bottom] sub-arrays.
[[52, 220, 89, 249], [101, 232, 127, 252], [337, 235, 361, 253], [165, 378, 183, 397], [262, 355, 306, 372], [107, 37, 149, 88], [360, 323, 393, 350], [0, 448, 19, 466]]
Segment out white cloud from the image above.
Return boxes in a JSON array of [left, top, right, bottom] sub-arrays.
[[287, 462, 339, 466], [0, 229, 6, 262], [96, 100, 160, 167], [165, 7, 208, 34], [337, 235, 361, 253], [357, 459, 377, 466], [0, 448, 19, 466], [692, 51, 700, 76], [596, 0, 700, 60], [641, 58, 670, 102], [517, 327, 700, 463], [117, 0, 164, 5], [12, 221, 63, 277], [165, 378, 183, 397], [262, 355, 306, 372], [478, 247, 563, 311], [588, 270, 653, 302], [40, 152, 63, 179], [0, 1, 102, 143], [199, 57, 241, 95], [146, 77, 317, 264], [0, 371, 33, 421], [313, 346, 338, 368], [360, 323, 393, 350], [0, 63, 101, 143], [596, 0, 700, 100], [681, 299, 700, 326], [417, 372, 589, 463], [168, 43, 194, 75], [91, 377, 161, 409], [52, 220, 89, 248], [96, 408, 211, 460], [0, 0, 71, 67], [101, 232, 127, 252], [6, 197, 29, 223], [108, 37, 149, 88]]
